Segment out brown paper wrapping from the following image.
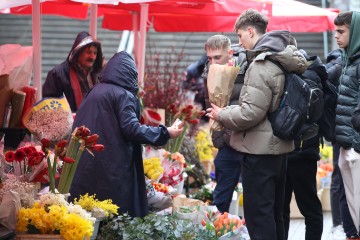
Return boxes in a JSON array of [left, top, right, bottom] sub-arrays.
[[0, 75, 12, 127], [9, 90, 26, 128], [207, 64, 240, 132]]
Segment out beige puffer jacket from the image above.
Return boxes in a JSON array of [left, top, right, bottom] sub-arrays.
[[218, 44, 307, 155]]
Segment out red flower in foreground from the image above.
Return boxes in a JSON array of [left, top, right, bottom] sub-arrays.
[[5, 151, 15, 162], [41, 138, 51, 148], [85, 134, 99, 147], [14, 149, 26, 162], [90, 144, 105, 152], [23, 146, 34, 156], [61, 156, 75, 164], [28, 152, 45, 166], [56, 140, 67, 148]]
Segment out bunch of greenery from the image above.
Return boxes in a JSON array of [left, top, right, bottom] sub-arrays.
[[97, 212, 217, 240]]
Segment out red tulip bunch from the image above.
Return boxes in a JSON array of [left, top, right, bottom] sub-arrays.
[[57, 126, 104, 194]]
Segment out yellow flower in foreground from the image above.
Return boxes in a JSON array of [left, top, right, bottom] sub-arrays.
[[74, 194, 119, 219]]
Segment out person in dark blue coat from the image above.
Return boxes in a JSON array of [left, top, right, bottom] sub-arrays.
[[69, 51, 184, 217]]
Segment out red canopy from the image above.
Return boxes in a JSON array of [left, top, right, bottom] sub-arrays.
[[101, 0, 337, 33]]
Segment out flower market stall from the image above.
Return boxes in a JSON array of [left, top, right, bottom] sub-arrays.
[[0, 43, 251, 240]]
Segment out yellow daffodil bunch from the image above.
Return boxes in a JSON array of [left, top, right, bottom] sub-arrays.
[[16, 202, 94, 240], [195, 129, 215, 163], [143, 157, 164, 181], [74, 193, 119, 220]]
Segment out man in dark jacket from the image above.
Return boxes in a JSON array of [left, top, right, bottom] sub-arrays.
[[202, 35, 246, 214], [334, 11, 360, 240], [42, 31, 103, 112], [68, 51, 184, 218], [282, 50, 327, 240]]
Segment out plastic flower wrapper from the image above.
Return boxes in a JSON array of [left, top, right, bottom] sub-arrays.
[[199, 210, 250, 240], [22, 96, 73, 143], [172, 197, 218, 225], [159, 150, 186, 188], [3, 143, 45, 180], [207, 64, 240, 132], [142, 146, 164, 182]]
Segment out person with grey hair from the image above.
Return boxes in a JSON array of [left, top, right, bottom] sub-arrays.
[[206, 9, 307, 240]]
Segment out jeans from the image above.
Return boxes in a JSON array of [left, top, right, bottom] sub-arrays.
[[213, 145, 242, 213]]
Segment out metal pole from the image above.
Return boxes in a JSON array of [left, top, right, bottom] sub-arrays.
[[32, 0, 42, 101]]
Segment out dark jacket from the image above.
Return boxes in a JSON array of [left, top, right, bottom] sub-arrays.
[[352, 103, 360, 132], [335, 12, 360, 151], [69, 51, 170, 218], [210, 47, 247, 148], [288, 50, 328, 161], [42, 31, 103, 112]]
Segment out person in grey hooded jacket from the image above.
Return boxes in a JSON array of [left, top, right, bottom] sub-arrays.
[[206, 9, 307, 240], [69, 51, 184, 218]]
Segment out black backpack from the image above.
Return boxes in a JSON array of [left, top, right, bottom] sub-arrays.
[[267, 59, 324, 141]]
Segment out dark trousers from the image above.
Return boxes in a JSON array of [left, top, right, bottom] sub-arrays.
[[283, 159, 323, 240], [331, 143, 342, 227], [213, 145, 242, 213], [241, 153, 287, 240]]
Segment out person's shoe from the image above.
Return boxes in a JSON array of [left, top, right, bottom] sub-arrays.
[[331, 225, 346, 240]]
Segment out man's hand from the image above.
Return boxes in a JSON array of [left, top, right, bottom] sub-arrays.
[[206, 103, 222, 120]]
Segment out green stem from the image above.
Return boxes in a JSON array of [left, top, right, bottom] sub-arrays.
[[57, 137, 80, 193], [172, 124, 187, 152], [47, 157, 55, 194], [62, 147, 84, 194]]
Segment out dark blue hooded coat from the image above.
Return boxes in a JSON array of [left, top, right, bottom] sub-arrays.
[[69, 51, 170, 217]]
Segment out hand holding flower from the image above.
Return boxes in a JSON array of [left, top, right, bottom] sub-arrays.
[[206, 103, 223, 121]]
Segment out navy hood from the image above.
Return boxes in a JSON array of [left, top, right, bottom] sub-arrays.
[[98, 51, 138, 95]]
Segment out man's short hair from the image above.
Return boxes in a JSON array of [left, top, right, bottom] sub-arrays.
[[233, 9, 268, 34], [204, 35, 231, 51], [334, 11, 352, 26]]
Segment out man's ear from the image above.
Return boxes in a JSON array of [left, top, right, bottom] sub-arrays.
[[248, 27, 255, 38]]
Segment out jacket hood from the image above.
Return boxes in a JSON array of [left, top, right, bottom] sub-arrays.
[[300, 49, 328, 82], [247, 31, 307, 74], [98, 51, 138, 95], [67, 31, 103, 73], [253, 30, 293, 52], [343, 11, 360, 64]]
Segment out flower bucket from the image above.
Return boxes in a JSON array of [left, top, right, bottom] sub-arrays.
[[90, 219, 101, 240], [16, 234, 64, 239]]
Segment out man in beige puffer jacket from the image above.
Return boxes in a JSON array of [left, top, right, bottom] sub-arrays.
[[206, 9, 307, 240]]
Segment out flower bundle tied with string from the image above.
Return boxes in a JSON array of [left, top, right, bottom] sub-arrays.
[[57, 126, 104, 194]]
